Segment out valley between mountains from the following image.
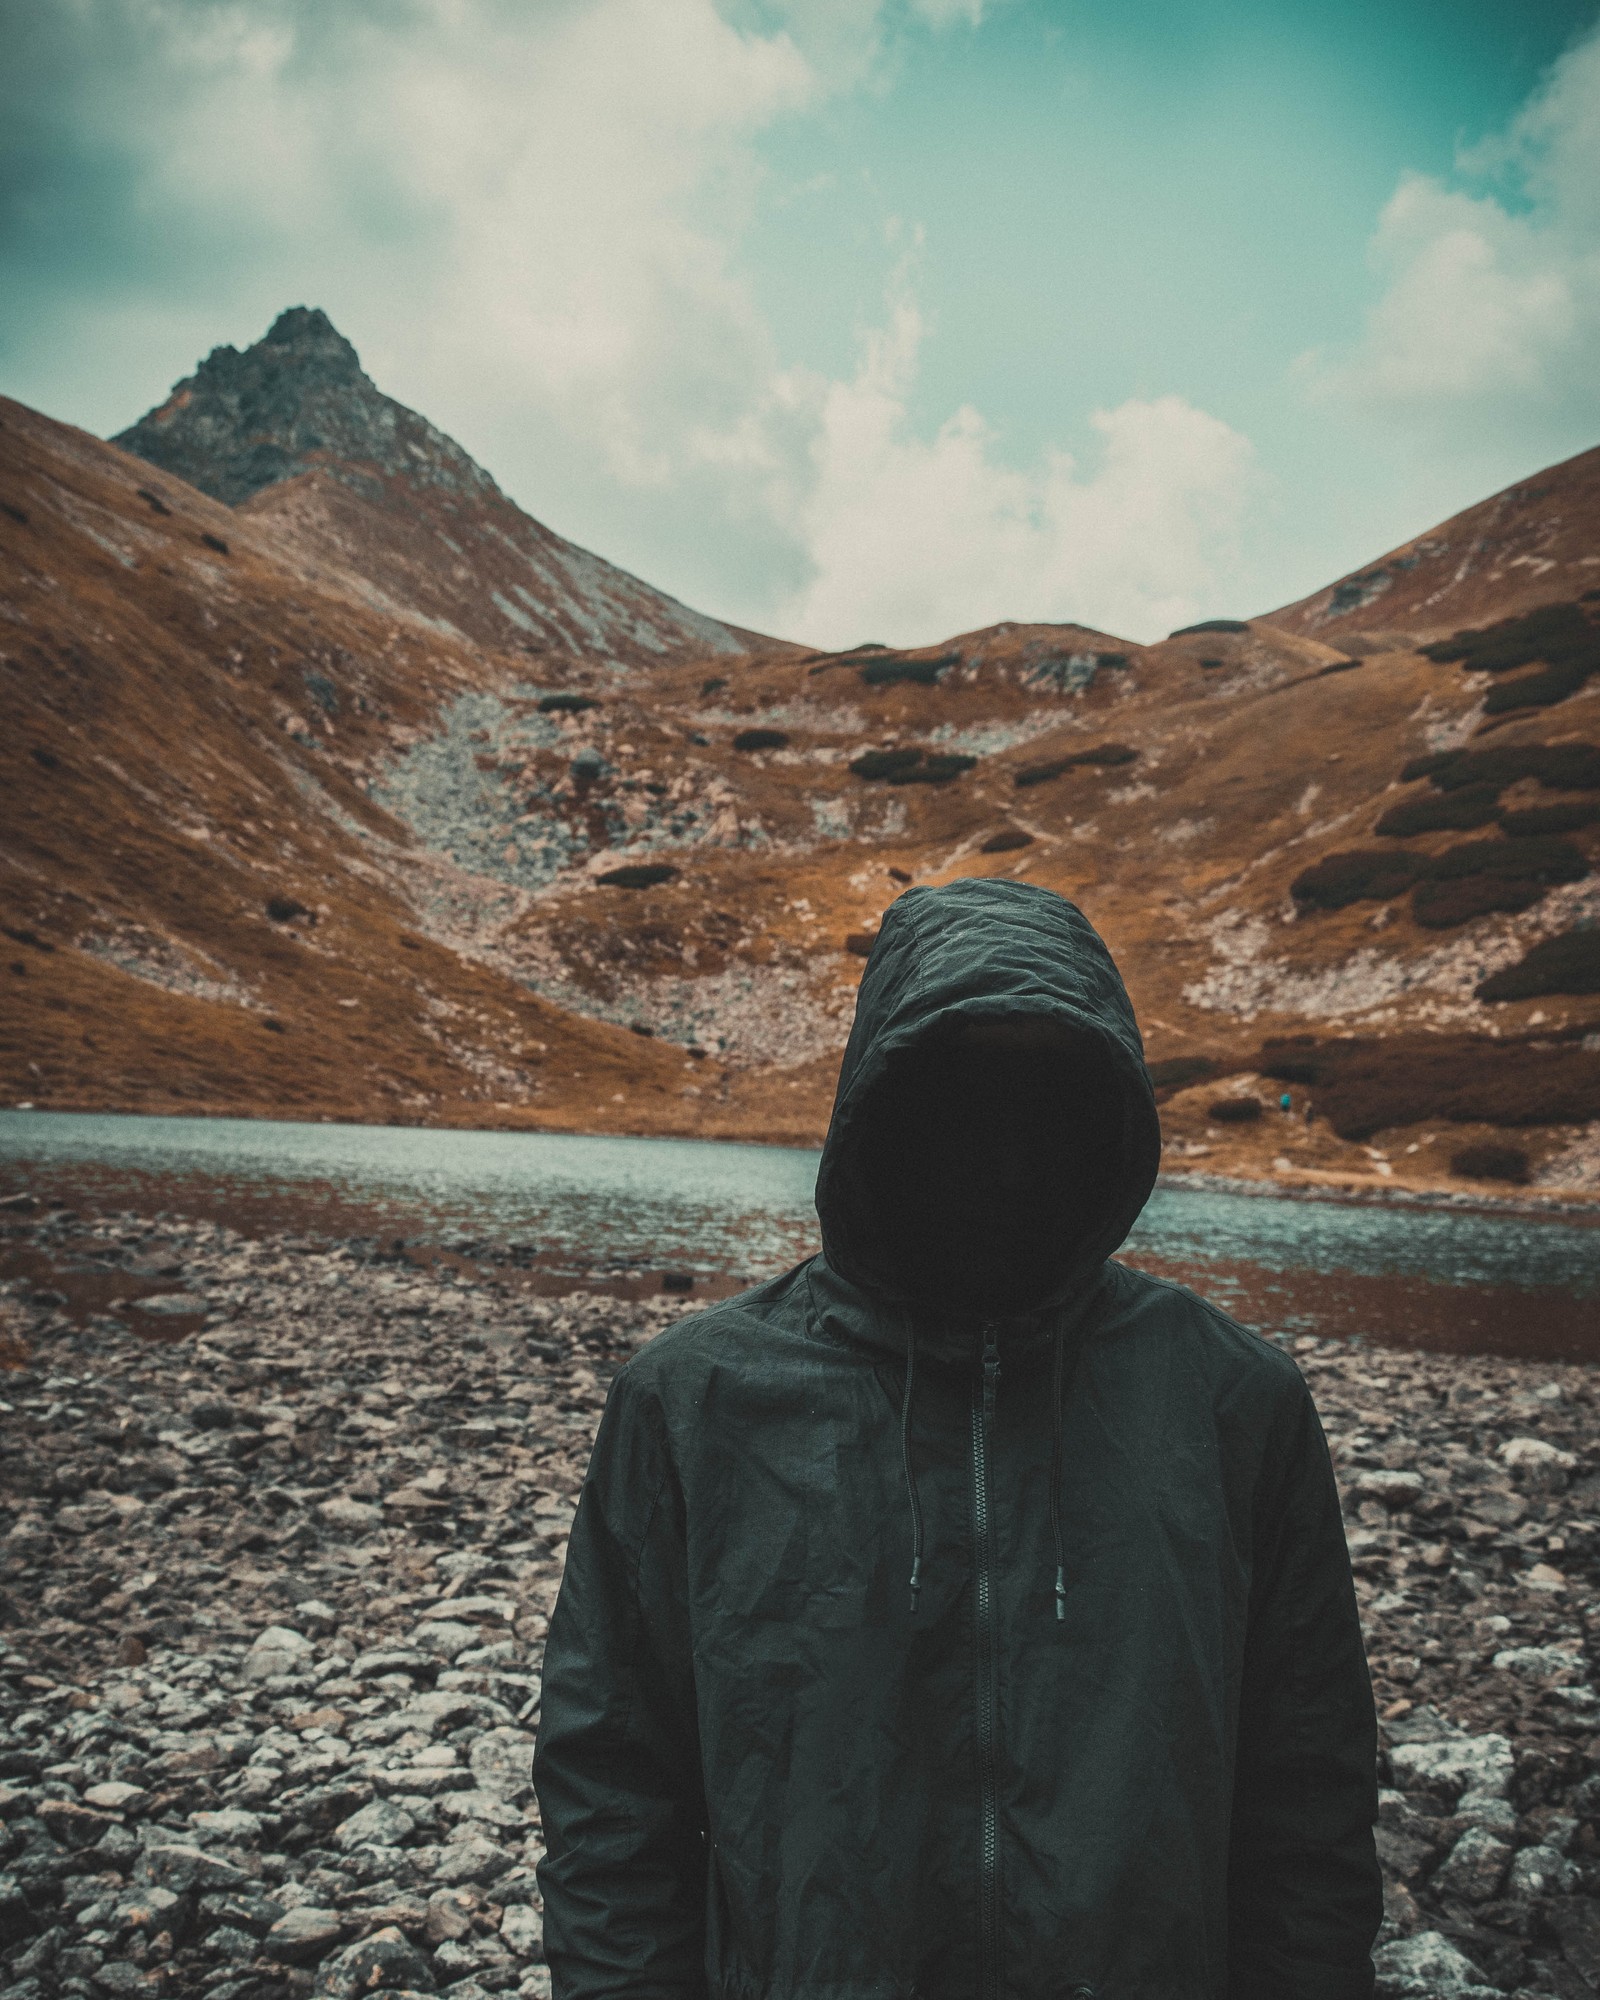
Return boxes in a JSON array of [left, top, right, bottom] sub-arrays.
[[3, 309, 1599, 1198]]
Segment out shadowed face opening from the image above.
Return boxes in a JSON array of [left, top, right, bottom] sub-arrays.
[[856, 1020, 1126, 1319]]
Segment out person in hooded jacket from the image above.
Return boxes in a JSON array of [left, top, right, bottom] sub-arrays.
[[533, 879, 1381, 2000]]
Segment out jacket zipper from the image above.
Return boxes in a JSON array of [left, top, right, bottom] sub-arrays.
[[972, 1328, 1002, 2000]]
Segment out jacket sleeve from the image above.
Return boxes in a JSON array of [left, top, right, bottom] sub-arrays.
[[533, 1368, 707, 2000], [1227, 1373, 1382, 2000]]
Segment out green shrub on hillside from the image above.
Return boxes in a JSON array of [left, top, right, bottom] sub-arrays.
[[1399, 751, 1465, 783], [900, 754, 978, 784], [1400, 743, 1600, 793], [1417, 601, 1600, 712], [850, 748, 922, 780], [1290, 850, 1425, 909], [1482, 661, 1594, 713], [1477, 929, 1600, 1000], [1412, 875, 1551, 927], [1427, 836, 1588, 882], [1420, 601, 1597, 672], [848, 747, 976, 784], [1450, 1142, 1532, 1184], [1258, 1032, 1600, 1139], [1410, 834, 1589, 928], [1374, 785, 1501, 836], [858, 652, 957, 687], [597, 863, 678, 889], [1147, 1055, 1217, 1095], [1498, 801, 1600, 836], [1014, 743, 1138, 787]]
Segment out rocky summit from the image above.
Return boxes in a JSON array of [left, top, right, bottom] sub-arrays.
[[6, 1202, 1600, 1998], [105, 309, 748, 664], [110, 309, 476, 511]]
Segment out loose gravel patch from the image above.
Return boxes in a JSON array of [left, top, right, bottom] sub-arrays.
[[4, 1207, 1600, 1998]]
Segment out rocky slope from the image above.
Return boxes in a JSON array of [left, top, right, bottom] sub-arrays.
[[6, 1200, 1600, 1999], [1, 317, 1598, 1194], [1269, 444, 1600, 645], [0, 390, 772, 1142]]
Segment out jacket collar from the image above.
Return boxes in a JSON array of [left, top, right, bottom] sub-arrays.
[[803, 1252, 1113, 1376]]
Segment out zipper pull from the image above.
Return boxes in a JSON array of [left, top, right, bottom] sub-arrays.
[[981, 1328, 1000, 1426]]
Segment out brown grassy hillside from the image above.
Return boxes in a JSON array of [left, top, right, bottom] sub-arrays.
[[3, 320, 1598, 1200]]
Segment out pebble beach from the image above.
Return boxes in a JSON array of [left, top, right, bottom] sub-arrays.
[[3, 1201, 1600, 1999]]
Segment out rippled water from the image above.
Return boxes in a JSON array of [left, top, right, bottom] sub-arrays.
[[2, 1111, 1596, 1356]]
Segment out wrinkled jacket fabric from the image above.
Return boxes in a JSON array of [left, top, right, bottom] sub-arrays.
[[534, 880, 1381, 2000]]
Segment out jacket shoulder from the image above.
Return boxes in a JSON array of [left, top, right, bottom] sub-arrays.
[[1107, 1260, 1311, 1403], [610, 1260, 812, 1399]]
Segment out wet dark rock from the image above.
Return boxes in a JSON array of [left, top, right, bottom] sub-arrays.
[[314, 1925, 436, 1996], [1435, 1828, 1513, 1902], [266, 1905, 345, 1961], [33, 1804, 115, 1851]]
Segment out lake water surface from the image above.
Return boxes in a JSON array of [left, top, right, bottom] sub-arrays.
[[2, 1111, 1597, 1359]]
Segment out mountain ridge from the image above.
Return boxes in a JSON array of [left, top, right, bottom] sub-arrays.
[[1267, 442, 1600, 644], [2, 320, 1598, 1198]]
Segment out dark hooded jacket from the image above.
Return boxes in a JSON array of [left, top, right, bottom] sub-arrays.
[[534, 880, 1380, 2000]]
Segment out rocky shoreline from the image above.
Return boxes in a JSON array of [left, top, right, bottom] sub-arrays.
[[3, 1204, 1600, 1998]]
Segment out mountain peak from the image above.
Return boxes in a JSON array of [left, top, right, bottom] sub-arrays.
[[260, 305, 363, 372], [105, 310, 753, 667], [112, 305, 493, 510]]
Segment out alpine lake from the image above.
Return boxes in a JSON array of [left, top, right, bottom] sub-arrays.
[[1, 1110, 1596, 1361]]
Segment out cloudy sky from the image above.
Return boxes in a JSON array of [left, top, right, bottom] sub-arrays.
[[4, 0, 1600, 647]]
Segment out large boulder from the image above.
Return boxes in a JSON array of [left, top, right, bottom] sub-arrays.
[[1389, 1731, 1514, 1809], [265, 1906, 346, 1963], [1372, 1931, 1501, 1999], [1431, 1827, 1511, 1903], [139, 1843, 249, 1893], [243, 1625, 314, 1681], [468, 1727, 536, 1800], [333, 1800, 417, 1852], [314, 1926, 436, 1997]]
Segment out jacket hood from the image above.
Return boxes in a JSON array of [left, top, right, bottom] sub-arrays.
[[814, 879, 1161, 1321]]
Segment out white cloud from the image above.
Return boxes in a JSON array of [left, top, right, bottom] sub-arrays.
[[3, 0, 1253, 647], [775, 282, 1257, 646], [1308, 25, 1600, 449]]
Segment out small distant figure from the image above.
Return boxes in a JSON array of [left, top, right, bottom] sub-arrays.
[[1280, 1089, 1293, 1115], [1305, 1099, 1316, 1127]]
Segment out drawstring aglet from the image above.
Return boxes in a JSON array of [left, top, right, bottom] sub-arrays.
[[1053, 1564, 1067, 1623], [909, 1554, 922, 1616]]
